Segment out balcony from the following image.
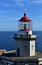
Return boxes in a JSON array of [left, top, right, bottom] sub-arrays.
[[14, 34, 36, 40]]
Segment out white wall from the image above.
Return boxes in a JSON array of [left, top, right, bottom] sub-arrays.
[[30, 40, 35, 56], [20, 40, 29, 56]]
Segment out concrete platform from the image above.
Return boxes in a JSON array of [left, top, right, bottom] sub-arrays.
[[1, 51, 42, 65]]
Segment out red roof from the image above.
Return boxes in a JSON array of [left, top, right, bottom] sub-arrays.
[[0, 50, 4, 55], [19, 13, 32, 22]]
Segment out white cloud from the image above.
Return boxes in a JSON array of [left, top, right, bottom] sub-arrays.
[[32, 0, 42, 3], [13, 0, 25, 7], [0, 0, 25, 8]]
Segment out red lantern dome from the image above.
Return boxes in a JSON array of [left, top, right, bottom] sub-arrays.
[[18, 12, 32, 32], [19, 13, 32, 22]]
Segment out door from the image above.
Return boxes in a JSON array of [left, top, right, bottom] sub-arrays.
[[17, 48, 20, 56]]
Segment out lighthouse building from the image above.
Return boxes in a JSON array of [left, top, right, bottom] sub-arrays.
[[1, 12, 42, 65], [14, 12, 36, 57]]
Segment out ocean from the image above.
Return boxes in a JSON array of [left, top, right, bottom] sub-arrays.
[[0, 31, 42, 52]]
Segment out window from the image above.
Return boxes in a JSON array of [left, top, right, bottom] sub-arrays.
[[17, 48, 20, 56], [32, 45, 33, 50]]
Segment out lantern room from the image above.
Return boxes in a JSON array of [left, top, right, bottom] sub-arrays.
[[18, 12, 32, 32]]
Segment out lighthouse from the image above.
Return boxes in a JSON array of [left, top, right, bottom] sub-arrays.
[[14, 12, 36, 57]]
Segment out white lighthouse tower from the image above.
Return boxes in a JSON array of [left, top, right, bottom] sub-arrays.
[[14, 12, 36, 57]]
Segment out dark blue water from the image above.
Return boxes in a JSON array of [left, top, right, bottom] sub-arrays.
[[0, 31, 16, 51], [0, 31, 42, 51]]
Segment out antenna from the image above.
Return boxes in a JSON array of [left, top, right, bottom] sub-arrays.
[[24, 8, 27, 15], [24, 9, 26, 13]]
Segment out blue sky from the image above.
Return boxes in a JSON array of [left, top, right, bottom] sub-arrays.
[[0, 0, 42, 31]]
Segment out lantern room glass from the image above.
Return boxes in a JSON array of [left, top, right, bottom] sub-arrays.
[[18, 21, 32, 32]]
